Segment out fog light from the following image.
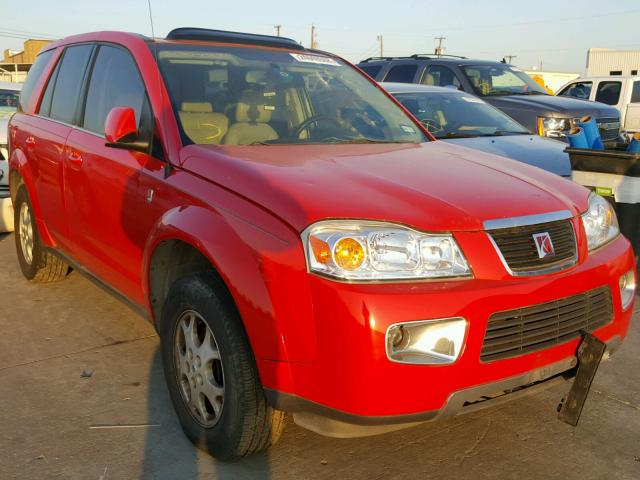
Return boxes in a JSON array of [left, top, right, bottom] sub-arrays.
[[386, 318, 467, 365], [620, 270, 636, 311]]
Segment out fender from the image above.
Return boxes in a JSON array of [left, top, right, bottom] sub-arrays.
[[143, 204, 317, 366], [9, 147, 56, 246]]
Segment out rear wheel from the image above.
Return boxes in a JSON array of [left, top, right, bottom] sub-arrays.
[[159, 273, 285, 461], [14, 187, 69, 282]]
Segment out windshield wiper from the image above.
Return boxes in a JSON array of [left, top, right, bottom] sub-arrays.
[[324, 137, 409, 144], [438, 132, 479, 139]]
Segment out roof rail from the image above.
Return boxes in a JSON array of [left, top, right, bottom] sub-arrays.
[[410, 53, 468, 59], [360, 53, 468, 63], [165, 28, 304, 51], [361, 56, 400, 62]]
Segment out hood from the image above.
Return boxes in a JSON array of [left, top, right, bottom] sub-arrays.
[[443, 135, 571, 177], [179, 141, 589, 233], [484, 94, 620, 118]]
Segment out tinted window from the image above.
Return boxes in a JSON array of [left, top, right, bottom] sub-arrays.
[[18, 49, 54, 112], [384, 64, 418, 83], [421, 65, 461, 89], [38, 60, 61, 117], [595, 81, 621, 105], [558, 81, 592, 100], [631, 81, 640, 103], [49, 44, 94, 124], [359, 65, 382, 79], [83, 45, 146, 134]]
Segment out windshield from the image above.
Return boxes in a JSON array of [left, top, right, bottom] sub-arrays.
[[393, 91, 530, 139], [461, 64, 548, 97], [155, 44, 427, 146], [0, 89, 20, 119]]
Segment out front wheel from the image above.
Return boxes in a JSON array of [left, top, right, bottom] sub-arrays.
[[14, 187, 69, 282], [159, 273, 285, 461]]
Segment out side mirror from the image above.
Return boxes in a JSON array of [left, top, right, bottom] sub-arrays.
[[104, 106, 149, 153]]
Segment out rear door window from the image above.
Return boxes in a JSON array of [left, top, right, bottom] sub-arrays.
[[558, 81, 592, 100], [384, 64, 418, 83], [18, 49, 54, 112], [359, 65, 383, 79], [82, 45, 148, 135], [631, 81, 640, 103], [421, 65, 462, 89], [594, 81, 622, 105], [49, 44, 94, 124], [38, 60, 61, 117]]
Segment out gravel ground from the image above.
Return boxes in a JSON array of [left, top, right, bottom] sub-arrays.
[[0, 232, 638, 480]]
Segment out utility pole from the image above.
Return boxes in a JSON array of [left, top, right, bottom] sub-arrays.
[[504, 55, 517, 64], [274, 25, 282, 37], [434, 36, 446, 57], [377, 35, 384, 58], [310, 24, 317, 49]]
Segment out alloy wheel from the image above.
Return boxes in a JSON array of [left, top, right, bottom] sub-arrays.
[[174, 310, 225, 428]]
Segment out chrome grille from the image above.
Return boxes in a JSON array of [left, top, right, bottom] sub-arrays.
[[596, 117, 621, 142], [481, 287, 613, 362], [488, 219, 577, 275]]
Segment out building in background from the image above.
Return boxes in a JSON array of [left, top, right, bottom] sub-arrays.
[[0, 39, 52, 83], [525, 70, 580, 94], [587, 49, 640, 77]]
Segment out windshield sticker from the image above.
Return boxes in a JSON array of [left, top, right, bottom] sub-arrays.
[[461, 96, 483, 103], [400, 125, 416, 134], [290, 53, 340, 66]]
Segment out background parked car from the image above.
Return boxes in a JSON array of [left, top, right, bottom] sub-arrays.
[[557, 75, 640, 137], [0, 82, 20, 232], [383, 83, 571, 177], [357, 55, 622, 142]]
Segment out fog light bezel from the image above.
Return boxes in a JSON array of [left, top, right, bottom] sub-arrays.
[[385, 317, 468, 365], [620, 270, 637, 311]]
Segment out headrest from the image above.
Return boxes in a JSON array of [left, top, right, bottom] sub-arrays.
[[245, 70, 267, 84], [235, 90, 274, 123], [181, 102, 213, 113]]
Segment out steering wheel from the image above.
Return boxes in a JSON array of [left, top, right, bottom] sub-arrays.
[[294, 115, 343, 139], [420, 118, 445, 134]]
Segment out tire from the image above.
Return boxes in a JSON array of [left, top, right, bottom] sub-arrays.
[[14, 187, 69, 282], [159, 273, 285, 461]]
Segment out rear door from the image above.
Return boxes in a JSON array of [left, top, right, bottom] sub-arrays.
[[18, 45, 94, 248], [625, 80, 640, 132], [64, 43, 159, 302]]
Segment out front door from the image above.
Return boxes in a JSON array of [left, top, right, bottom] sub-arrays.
[[64, 44, 158, 304]]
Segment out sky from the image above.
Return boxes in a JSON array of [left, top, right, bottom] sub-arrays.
[[3, 0, 640, 73]]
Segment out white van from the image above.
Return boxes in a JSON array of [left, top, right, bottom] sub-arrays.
[[557, 76, 640, 137]]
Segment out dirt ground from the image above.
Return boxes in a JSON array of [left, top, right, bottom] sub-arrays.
[[0, 232, 638, 480]]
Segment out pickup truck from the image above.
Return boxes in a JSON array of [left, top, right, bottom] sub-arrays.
[[557, 75, 640, 137]]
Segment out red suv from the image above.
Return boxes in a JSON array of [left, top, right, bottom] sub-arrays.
[[8, 28, 636, 460]]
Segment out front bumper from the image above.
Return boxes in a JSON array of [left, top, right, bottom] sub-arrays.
[[260, 234, 636, 431]]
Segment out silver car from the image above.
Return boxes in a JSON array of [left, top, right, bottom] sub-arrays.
[[0, 82, 21, 232]]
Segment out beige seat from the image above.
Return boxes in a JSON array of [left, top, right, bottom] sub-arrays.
[[224, 90, 279, 145], [179, 102, 229, 145]]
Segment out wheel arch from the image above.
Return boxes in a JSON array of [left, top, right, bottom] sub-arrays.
[[143, 205, 316, 369]]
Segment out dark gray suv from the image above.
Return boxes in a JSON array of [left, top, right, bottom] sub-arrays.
[[357, 55, 622, 142]]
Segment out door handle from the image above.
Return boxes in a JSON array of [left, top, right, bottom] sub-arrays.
[[67, 150, 83, 168], [25, 136, 36, 147]]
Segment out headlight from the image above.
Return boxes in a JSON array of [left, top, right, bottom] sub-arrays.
[[581, 193, 619, 251], [303, 220, 471, 281], [537, 116, 573, 137]]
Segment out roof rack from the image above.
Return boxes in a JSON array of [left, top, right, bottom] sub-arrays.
[[165, 28, 304, 51], [360, 53, 468, 63], [409, 53, 468, 60]]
